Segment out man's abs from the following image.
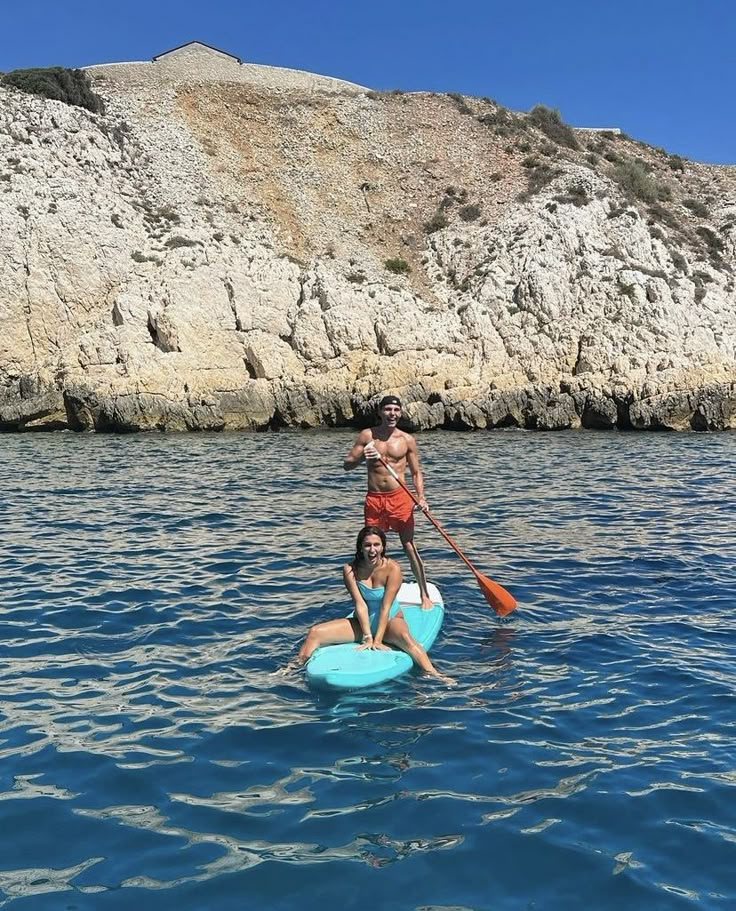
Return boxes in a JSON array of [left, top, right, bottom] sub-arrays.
[[367, 461, 406, 492]]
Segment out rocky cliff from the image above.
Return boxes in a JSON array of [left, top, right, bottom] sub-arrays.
[[1, 51, 735, 431]]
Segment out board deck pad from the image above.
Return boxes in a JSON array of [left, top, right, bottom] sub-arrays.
[[305, 582, 444, 690]]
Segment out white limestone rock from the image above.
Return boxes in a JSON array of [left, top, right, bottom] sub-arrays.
[[0, 73, 734, 431]]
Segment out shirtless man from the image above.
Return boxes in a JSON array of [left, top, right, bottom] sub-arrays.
[[343, 395, 434, 610]]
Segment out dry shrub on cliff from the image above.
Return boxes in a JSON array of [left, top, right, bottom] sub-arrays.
[[476, 105, 528, 138], [165, 235, 199, 249], [647, 202, 680, 231], [612, 158, 671, 205], [424, 211, 449, 234], [696, 226, 726, 266], [384, 257, 411, 275], [554, 184, 592, 207], [459, 203, 482, 221], [683, 198, 710, 217], [527, 104, 579, 149], [668, 154, 686, 172], [2, 67, 104, 113], [447, 92, 472, 115], [518, 159, 563, 200]]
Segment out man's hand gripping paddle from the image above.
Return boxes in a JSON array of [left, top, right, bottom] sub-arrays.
[[377, 456, 517, 617]]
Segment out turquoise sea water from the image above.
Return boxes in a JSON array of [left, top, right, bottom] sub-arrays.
[[0, 429, 734, 910]]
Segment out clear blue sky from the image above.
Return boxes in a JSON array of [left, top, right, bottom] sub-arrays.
[[2, 0, 734, 164]]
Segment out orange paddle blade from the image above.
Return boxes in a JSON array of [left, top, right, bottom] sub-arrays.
[[477, 572, 517, 616], [375, 455, 518, 616]]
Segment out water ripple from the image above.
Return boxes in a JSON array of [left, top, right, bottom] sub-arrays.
[[0, 430, 734, 909]]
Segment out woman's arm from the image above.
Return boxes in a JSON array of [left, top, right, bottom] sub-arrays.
[[372, 560, 402, 646], [343, 564, 373, 644]]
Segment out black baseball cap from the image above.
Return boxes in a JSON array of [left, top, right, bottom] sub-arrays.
[[378, 395, 402, 409]]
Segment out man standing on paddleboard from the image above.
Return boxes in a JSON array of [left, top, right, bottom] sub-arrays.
[[343, 395, 434, 610]]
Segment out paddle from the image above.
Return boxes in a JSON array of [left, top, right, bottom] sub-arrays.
[[376, 455, 517, 616]]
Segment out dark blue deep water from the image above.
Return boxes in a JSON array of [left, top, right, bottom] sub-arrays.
[[0, 430, 734, 910]]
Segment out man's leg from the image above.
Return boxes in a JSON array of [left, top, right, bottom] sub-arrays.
[[364, 491, 386, 529], [399, 527, 433, 610]]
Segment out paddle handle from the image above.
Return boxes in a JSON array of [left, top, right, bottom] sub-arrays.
[[376, 456, 482, 578]]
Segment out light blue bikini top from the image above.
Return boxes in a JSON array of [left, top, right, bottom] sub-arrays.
[[357, 580, 386, 607], [357, 581, 400, 615]]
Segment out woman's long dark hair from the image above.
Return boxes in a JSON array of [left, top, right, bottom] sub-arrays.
[[352, 525, 387, 568]]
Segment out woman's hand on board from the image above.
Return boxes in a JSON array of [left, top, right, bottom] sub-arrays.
[[355, 635, 391, 652], [369, 640, 392, 651]]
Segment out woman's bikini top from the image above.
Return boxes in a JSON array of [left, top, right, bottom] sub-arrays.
[[357, 580, 386, 606], [356, 580, 401, 617]]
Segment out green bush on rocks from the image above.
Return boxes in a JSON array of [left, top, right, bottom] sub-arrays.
[[1, 67, 104, 114], [612, 158, 670, 205], [384, 257, 411, 275], [528, 104, 579, 149]]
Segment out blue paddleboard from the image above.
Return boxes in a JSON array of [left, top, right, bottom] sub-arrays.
[[305, 582, 444, 690]]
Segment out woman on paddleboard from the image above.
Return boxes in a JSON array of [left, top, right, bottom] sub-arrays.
[[291, 526, 454, 684]]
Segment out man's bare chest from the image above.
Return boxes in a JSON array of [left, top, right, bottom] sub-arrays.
[[370, 434, 407, 461]]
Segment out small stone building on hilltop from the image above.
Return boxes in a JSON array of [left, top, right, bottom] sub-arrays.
[[152, 41, 243, 66], [87, 40, 366, 94]]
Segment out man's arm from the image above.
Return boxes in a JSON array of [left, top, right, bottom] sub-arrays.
[[406, 435, 428, 511], [343, 429, 372, 471]]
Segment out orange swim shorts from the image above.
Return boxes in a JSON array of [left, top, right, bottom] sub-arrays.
[[364, 486, 415, 535]]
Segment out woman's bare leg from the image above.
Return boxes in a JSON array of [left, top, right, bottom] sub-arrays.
[[384, 616, 455, 684], [278, 617, 359, 675], [296, 617, 360, 663]]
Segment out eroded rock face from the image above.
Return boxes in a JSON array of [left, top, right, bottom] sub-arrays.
[[1, 62, 735, 432]]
